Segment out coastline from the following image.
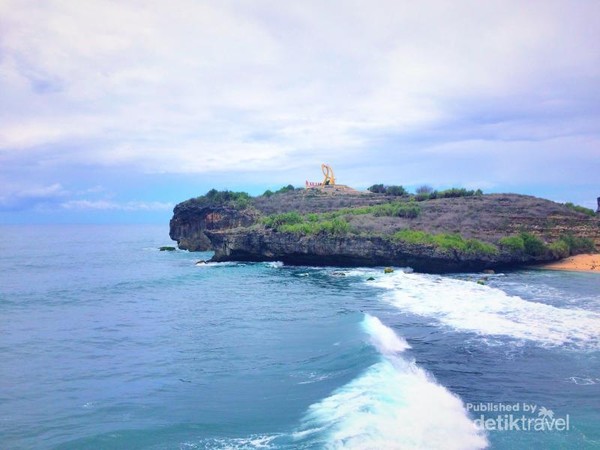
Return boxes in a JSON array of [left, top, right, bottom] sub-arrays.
[[537, 254, 600, 273]]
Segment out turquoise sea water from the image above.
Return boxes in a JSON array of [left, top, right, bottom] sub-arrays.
[[1, 225, 599, 449]]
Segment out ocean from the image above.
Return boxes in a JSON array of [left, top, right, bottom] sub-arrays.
[[1, 224, 599, 449]]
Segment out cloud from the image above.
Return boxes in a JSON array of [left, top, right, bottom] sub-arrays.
[[0, 181, 171, 214], [61, 200, 173, 211], [0, 183, 69, 211], [0, 0, 598, 214]]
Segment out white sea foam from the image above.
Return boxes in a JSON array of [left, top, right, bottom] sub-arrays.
[[342, 269, 377, 277], [264, 261, 284, 268], [362, 314, 411, 354], [567, 376, 599, 385], [194, 261, 239, 268], [186, 434, 279, 449], [374, 272, 600, 348], [295, 314, 488, 450]]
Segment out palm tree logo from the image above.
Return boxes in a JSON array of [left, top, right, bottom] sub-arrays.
[[538, 406, 554, 421]]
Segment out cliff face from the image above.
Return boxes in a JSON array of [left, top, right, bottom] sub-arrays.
[[169, 190, 600, 272], [205, 229, 521, 272], [169, 202, 258, 251]]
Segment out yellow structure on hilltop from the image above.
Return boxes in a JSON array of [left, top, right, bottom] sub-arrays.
[[306, 163, 336, 188], [321, 163, 336, 185]]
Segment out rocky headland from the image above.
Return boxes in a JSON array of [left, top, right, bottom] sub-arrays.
[[169, 187, 599, 273]]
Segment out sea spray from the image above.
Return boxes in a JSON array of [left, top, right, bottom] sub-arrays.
[[374, 271, 600, 348], [294, 314, 488, 450]]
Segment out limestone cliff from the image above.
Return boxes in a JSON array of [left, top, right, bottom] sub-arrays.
[[169, 189, 599, 273]]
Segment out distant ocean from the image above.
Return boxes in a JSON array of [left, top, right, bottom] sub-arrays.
[[1, 225, 599, 449]]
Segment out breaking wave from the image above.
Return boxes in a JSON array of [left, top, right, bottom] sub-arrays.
[[294, 314, 487, 449], [374, 272, 600, 348]]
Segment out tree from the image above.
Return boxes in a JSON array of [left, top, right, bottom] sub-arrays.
[[368, 184, 386, 194], [386, 185, 407, 196]]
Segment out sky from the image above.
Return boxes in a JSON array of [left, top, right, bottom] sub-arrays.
[[1, 0, 599, 224]]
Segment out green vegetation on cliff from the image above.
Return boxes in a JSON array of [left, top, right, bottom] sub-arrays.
[[187, 189, 251, 210], [415, 187, 483, 201], [321, 201, 421, 219], [262, 185, 299, 197], [392, 230, 498, 255], [262, 201, 421, 235], [367, 184, 484, 201], [563, 202, 596, 217], [499, 232, 595, 258], [367, 184, 407, 196], [262, 212, 350, 235]]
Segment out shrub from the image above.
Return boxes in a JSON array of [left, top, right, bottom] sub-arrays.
[[436, 188, 477, 198], [279, 222, 314, 234], [416, 185, 433, 195], [263, 212, 350, 236], [371, 202, 421, 218], [262, 189, 274, 197], [392, 229, 433, 245], [415, 193, 431, 201], [279, 218, 350, 235], [564, 202, 596, 217], [392, 230, 497, 255], [499, 235, 525, 252], [276, 184, 297, 194], [413, 187, 483, 201], [319, 202, 421, 219], [464, 239, 498, 255], [396, 203, 421, 218], [319, 217, 351, 235], [188, 189, 251, 209], [386, 185, 407, 196], [548, 240, 570, 259], [235, 197, 250, 209], [367, 184, 407, 196], [431, 233, 497, 255], [520, 232, 546, 256], [558, 234, 596, 254], [263, 211, 303, 229], [368, 184, 386, 194]]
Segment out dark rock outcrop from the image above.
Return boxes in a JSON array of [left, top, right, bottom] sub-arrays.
[[169, 202, 259, 251]]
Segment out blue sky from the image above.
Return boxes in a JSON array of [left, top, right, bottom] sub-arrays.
[[1, 0, 599, 224]]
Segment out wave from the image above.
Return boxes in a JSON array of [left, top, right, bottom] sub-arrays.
[[181, 434, 280, 449], [294, 314, 487, 450], [373, 272, 600, 348], [264, 261, 284, 268], [194, 261, 240, 268], [567, 376, 600, 385]]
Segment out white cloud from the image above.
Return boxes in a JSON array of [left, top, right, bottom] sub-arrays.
[[0, 182, 69, 210], [61, 200, 173, 211], [0, 0, 598, 184]]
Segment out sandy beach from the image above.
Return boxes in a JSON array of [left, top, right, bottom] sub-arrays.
[[539, 254, 600, 273]]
